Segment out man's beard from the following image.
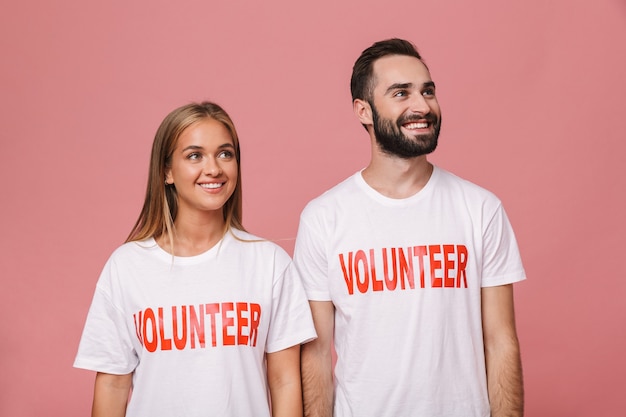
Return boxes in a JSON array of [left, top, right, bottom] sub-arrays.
[[371, 104, 441, 159]]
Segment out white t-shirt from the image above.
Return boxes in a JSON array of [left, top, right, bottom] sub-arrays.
[[75, 229, 316, 417], [293, 166, 526, 417]]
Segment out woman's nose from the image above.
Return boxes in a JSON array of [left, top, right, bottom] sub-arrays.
[[203, 158, 222, 176]]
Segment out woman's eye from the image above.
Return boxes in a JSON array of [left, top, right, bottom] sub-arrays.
[[187, 152, 201, 160], [218, 150, 234, 159]]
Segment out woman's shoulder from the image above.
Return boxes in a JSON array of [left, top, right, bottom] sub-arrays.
[[107, 238, 161, 262], [227, 228, 291, 259]]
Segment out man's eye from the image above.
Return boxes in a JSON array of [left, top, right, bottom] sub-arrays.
[[394, 91, 407, 97], [423, 89, 435, 97]]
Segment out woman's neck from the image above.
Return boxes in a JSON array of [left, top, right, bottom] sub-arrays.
[[158, 212, 228, 257]]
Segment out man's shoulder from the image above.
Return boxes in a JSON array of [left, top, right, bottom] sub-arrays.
[[434, 166, 500, 202], [297, 172, 362, 224], [306, 172, 360, 205]]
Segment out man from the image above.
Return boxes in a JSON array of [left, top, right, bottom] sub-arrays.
[[294, 38, 525, 417]]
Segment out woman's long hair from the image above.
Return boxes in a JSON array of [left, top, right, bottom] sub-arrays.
[[125, 101, 244, 245]]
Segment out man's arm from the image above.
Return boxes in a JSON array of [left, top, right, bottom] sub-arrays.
[[482, 284, 524, 417], [301, 300, 334, 417], [267, 345, 303, 417], [92, 372, 132, 417]]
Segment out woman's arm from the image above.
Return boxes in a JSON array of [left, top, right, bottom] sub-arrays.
[[92, 372, 133, 417], [267, 344, 303, 417]]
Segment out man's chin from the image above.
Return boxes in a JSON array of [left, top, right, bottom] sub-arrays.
[[380, 144, 438, 159]]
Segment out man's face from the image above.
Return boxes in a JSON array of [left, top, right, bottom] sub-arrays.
[[368, 55, 442, 159]]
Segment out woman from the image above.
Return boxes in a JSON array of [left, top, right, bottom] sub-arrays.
[[74, 102, 316, 417]]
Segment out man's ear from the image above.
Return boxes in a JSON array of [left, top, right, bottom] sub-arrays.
[[353, 99, 373, 126]]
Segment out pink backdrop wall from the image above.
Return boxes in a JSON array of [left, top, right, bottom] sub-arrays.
[[1, 0, 625, 415]]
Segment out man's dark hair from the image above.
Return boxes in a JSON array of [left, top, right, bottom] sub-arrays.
[[350, 38, 426, 102]]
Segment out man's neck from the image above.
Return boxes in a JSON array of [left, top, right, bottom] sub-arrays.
[[362, 152, 434, 199]]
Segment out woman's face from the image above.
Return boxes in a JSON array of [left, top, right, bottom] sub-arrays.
[[165, 118, 238, 222]]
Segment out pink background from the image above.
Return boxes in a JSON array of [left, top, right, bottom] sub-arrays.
[[1, 0, 625, 415]]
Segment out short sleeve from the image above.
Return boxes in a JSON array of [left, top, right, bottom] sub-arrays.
[[481, 203, 526, 287], [293, 205, 332, 301], [73, 258, 139, 374], [265, 255, 317, 353]]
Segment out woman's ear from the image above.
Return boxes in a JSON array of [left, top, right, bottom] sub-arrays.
[[353, 99, 373, 126], [165, 168, 173, 185]]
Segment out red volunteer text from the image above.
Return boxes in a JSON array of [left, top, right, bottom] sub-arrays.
[[133, 302, 261, 352], [339, 244, 468, 295]]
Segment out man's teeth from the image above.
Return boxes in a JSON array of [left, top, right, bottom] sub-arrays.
[[200, 183, 223, 189], [405, 122, 429, 129]]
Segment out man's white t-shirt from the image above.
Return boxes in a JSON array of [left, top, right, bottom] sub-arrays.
[[294, 166, 526, 417]]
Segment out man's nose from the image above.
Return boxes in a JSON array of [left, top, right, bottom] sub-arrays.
[[409, 94, 430, 115]]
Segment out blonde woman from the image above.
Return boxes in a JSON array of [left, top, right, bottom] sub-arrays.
[[75, 102, 316, 417]]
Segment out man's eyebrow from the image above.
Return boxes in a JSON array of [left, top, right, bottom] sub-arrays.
[[385, 83, 413, 95], [384, 81, 436, 95]]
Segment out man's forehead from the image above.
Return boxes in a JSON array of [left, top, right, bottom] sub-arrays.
[[372, 55, 432, 88]]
